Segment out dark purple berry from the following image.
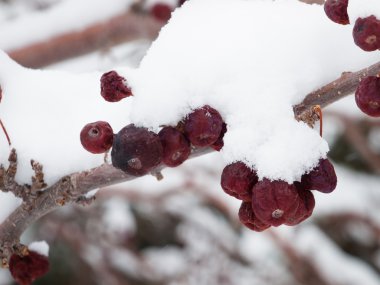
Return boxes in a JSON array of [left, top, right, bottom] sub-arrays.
[[301, 158, 337, 193], [9, 251, 49, 285], [221, 162, 258, 202], [211, 122, 227, 151], [252, 179, 300, 227], [100, 71, 133, 102], [355, 76, 380, 117], [353, 16, 380, 52], [111, 124, 163, 176], [285, 186, 315, 226], [80, 121, 114, 154], [324, 0, 349, 25], [158, 126, 191, 167], [150, 3, 172, 22], [184, 105, 224, 147], [238, 202, 271, 232]]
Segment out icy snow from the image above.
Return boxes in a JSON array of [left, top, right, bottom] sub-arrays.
[[0, 0, 379, 186], [29, 240, 49, 256]]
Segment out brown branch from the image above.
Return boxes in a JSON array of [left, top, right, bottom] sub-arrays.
[[7, 11, 164, 68], [294, 60, 380, 124]]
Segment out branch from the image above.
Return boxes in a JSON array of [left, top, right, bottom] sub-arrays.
[[294, 60, 380, 125]]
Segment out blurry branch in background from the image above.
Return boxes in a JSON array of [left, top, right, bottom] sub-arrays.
[[7, 10, 164, 68]]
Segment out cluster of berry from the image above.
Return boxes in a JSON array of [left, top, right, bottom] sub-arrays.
[[222, 159, 337, 232], [80, 71, 225, 176], [150, 0, 187, 22], [324, 0, 380, 118]]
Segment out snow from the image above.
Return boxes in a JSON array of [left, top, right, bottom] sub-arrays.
[[29, 240, 49, 256], [0, 0, 133, 51], [0, 192, 22, 224], [348, 0, 380, 21], [0, 0, 379, 186]]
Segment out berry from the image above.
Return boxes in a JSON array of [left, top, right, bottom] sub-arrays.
[[9, 251, 49, 285], [285, 186, 315, 226], [100, 71, 133, 102], [353, 16, 380, 52], [252, 179, 300, 227], [220, 162, 258, 202], [211, 122, 227, 151], [184, 105, 224, 147], [324, 0, 349, 25], [150, 3, 172, 22], [301, 158, 337, 193], [158, 126, 191, 167], [178, 0, 187, 6], [238, 202, 271, 232], [111, 124, 163, 176], [80, 121, 114, 154], [355, 76, 380, 117]]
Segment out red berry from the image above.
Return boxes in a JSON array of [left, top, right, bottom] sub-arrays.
[[324, 0, 349, 25], [211, 122, 227, 151], [111, 124, 163, 176], [178, 0, 187, 6], [355, 76, 380, 117], [301, 158, 337, 193], [238, 202, 271, 232], [80, 121, 114, 154], [184, 105, 224, 147], [158, 126, 191, 167], [9, 251, 49, 285], [150, 3, 172, 22], [285, 185, 315, 226], [221, 162, 258, 202], [353, 16, 380, 52], [252, 179, 300, 227], [100, 71, 133, 102]]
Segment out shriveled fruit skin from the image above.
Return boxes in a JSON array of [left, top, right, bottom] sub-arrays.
[[211, 122, 227, 151], [9, 251, 49, 285], [184, 105, 224, 147], [100, 71, 133, 102], [301, 158, 337, 193], [355, 76, 380, 117], [324, 0, 349, 25], [80, 121, 114, 154], [252, 179, 300, 227], [285, 185, 315, 226], [238, 202, 271, 232], [111, 124, 163, 176], [159, 126, 191, 167], [221, 162, 258, 202], [150, 3, 172, 22], [353, 16, 380, 52]]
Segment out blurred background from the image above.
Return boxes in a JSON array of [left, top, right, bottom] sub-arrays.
[[1, 0, 380, 284]]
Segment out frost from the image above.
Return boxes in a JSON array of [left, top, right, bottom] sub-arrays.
[[29, 240, 49, 256]]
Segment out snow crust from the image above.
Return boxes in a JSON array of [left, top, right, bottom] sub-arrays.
[[348, 0, 380, 21], [29, 240, 49, 256], [0, 0, 379, 186], [0, 0, 133, 51]]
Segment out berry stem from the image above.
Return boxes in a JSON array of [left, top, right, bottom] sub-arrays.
[[0, 119, 11, 146], [313, 105, 323, 137]]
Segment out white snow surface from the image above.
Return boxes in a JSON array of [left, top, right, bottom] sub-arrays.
[[348, 0, 380, 21], [0, 0, 379, 186], [29, 240, 49, 256], [0, 0, 133, 51]]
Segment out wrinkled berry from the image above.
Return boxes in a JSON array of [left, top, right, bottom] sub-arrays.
[[159, 126, 191, 167], [252, 179, 300, 227], [111, 124, 163, 176], [285, 185, 315, 226], [184, 105, 224, 147], [100, 71, 133, 102], [80, 121, 114, 154], [324, 0, 349, 25], [355, 76, 380, 117], [211, 122, 227, 151], [238, 202, 271, 232], [9, 251, 49, 285], [301, 158, 337, 193], [353, 16, 380, 52], [150, 3, 172, 22], [221, 162, 258, 202]]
